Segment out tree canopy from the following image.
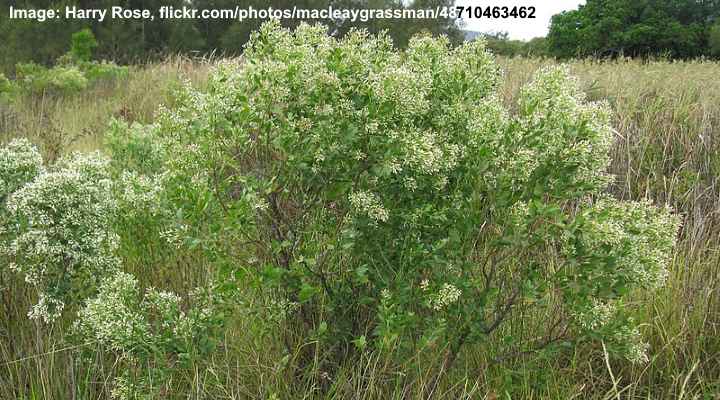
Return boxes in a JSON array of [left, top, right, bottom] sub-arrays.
[[547, 0, 720, 58]]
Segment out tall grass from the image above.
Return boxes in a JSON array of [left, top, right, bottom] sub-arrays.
[[1, 56, 719, 399], [0, 55, 213, 160]]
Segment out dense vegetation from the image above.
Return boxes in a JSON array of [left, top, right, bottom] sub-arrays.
[[2, 23, 719, 399], [476, 32, 548, 58], [0, 0, 461, 74], [1, 28, 128, 101], [547, 0, 720, 59]]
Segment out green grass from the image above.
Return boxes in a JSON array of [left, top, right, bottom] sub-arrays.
[[1, 56, 719, 399]]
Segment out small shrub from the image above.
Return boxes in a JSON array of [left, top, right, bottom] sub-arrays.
[[15, 62, 88, 96], [70, 28, 98, 62], [0, 138, 44, 201], [9, 29, 127, 98], [0, 73, 16, 102], [1, 151, 119, 322], [74, 272, 226, 399], [710, 22, 720, 57], [105, 119, 166, 175], [81, 60, 129, 83]]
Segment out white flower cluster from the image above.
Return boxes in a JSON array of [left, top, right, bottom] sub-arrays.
[[349, 191, 389, 223], [579, 197, 681, 289], [74, 269, 224, 399], [109, 377, 140, 400], [432, 283, 461, 311], [27, 294, 65, 322], [612, 324, 650, 364], [116, 170, 167, 218], [396, 129, 463, 177], [574, 300, 616, 330], [74, 272, 147, 351], [563, 197, 679, 363], [75, 271, 222, 358], [2, 151, 119, 322], [266, 297, 300, 323], [0, 138, 44, 200], [495, 66, 614, 194], [368, 65, 431, 116], [159, 223, 189, 249]]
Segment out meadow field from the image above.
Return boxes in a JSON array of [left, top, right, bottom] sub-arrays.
[[1, 50, 719, 399]]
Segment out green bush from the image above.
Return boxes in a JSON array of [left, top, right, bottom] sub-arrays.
[[710, 21, 720, 57], [147, 20, 680, 382], [0, 72, 16, 102], [13, 59, 128, 97], [15, 62, 88, 96], [81, 60, 129, 82], [70, 28, 98, 62], [105, 119, 166, 175], [8, 29, 128, 98], [73, 272, 227, 399]]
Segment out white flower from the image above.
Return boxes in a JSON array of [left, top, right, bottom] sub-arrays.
[[117, 171, 166, 218], [432, 283, 461, 311], [74, 272, 147, 352], [28, 294, 65, 324], [349, 191, 389, 223], [0, 138, 44, 199], [612, 324, 650, 364], [574, 300, 616, 330]]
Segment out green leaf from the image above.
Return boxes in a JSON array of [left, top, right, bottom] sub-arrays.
[[354, 266, 369, 284], [298, 283, 319, 302], [352, 335, 367, 350]]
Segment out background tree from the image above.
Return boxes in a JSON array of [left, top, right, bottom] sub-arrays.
[[711, 21, 720, 56], [547, 0, 720, 59], [468, 32, 548, 58], [69, 28, 97, 62]]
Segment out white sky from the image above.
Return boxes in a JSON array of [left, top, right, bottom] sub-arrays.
[[455, 0, 585, 40]]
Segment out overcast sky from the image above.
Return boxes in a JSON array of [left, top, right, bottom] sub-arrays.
[[455, 0, 585, 40]]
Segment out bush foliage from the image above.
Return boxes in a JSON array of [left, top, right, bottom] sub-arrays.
[[0, 22, 681, 397], [3, 29, 128, 98], [149, 21, 680, 371]]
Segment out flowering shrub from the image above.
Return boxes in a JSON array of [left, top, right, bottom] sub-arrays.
[[105, 119, 167, 175], [74, 272, 226, 399], [0, 138, 44, 201], [130, 21, 679, 377], [1, 151, 119, 322], [0, 139, 45, 278]]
